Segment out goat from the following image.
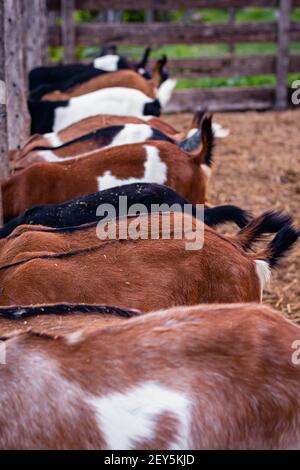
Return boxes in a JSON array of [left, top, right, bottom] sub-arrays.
[[28, 87, 166, 134], [12, 120, 204, 170], [0, 183, 250, 239], [40, 70, 159, 101], [1, 303, 300, 449], [12, 125, 177, 169], [29, 50, 166, 99], [12, 112, 202, 161], [0, 211, 297, 308], [2, 117, 214, 221]]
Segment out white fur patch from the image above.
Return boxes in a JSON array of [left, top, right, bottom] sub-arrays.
[[53, 88, 154, 132], [157, 79, 177, 108], [34, 125, 157, 162], [44, 132, 63, 147], [212, 123, 230, 138], [97, 144, 168, 191], [187, 128, 198, 138], [200, 164, 212, 179], [88, 381, 191, 450], [93, 55, 119, 72], [255, 260, 271, 301], [65, 331, 84, 345], [34, 150, 61, 162], [108, 124, 153, 148]]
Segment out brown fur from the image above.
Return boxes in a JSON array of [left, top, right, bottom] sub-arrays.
[[1, 303, 300, 449], [3, 141, 211, 221], [42, 70, 158, 101], [0, 213, 263, 307]]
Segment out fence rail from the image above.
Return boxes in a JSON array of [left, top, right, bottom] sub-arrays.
[[48, 22, 300, 46], [47, 0, 300, 9], [45, 0, 300, 111]]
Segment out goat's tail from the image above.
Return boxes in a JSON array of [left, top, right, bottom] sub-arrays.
[[233, 210, 299, 296], [179, 109, 207, 153], [256, 224, 299, 268], [190, 115, 215, 167], [235, 210, 293, 251], [156, 78, 177, 107], [204, 205, 251, 229]]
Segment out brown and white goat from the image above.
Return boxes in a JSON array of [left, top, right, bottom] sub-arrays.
[[12, 121, 203, 171], [0, 211, 297, 308], [3, 117, 213, 221], [1, 303, 300, 449], [12, 113, 200, 161], [41, 70, 160, 101]]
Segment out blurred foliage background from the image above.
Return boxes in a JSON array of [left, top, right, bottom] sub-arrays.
[[49, 7, 300, 89]]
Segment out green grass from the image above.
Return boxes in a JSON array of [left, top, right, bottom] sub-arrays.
[[118, 42, 300, 60], [177, 73, 300, 89]]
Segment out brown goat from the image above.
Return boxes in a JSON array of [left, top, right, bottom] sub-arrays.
[[1, 303, 300, 449], [41, 70, 158, 101], [3, 117, 213, 222], [0, 211, 297, 308]]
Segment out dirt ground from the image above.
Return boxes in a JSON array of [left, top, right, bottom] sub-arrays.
[[165, 109, 300, 322]]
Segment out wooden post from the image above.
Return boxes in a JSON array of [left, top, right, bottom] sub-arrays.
[[24, 0, 48, 73], [228, 8, 236, 55], [275, 0, 292, 109], [0, 2, 9, 227], [145, 10, 154, 23], [62, 0, 75, 64], [4, 0, 30, 151]]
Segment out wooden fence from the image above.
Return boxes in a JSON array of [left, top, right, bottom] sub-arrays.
[[0, 0, 48, 225], [47, 0, 300, 111]]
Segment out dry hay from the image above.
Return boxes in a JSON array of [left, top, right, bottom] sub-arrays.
[[165, 109, 300, 322]]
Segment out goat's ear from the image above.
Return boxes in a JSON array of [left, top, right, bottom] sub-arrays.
[[191, 108, 207, 128], [151, 55, 168, 88]]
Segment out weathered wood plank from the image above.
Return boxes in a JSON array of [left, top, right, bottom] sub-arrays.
[[47, 0, 300, 10], [24, 0, 48, 73], [228, 7, 236, 55], [0, 3, 9, 227], [77, 54, 300, 76], [62, 0, 75, 63], [165, 86, 276, 112], [4, 0, 30, 151], [48, 22, 300, 46], [276, 0, 292, 109], [160, 54, 300, 77]]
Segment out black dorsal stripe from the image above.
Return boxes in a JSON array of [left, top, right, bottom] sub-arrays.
[[0, 303, 139, 320]]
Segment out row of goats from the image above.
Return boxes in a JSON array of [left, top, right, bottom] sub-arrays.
[[0, 48, 300, 450]]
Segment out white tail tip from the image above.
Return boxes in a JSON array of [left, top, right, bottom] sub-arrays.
[[157, 79, 177, 107]]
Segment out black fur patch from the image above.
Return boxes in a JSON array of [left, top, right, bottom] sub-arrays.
[[0, 303, 139, 320], [143, 99, 161, 117], [28, 99, 69, 134], [0, 184, 250, 237], [267, 225, 300, 268]]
